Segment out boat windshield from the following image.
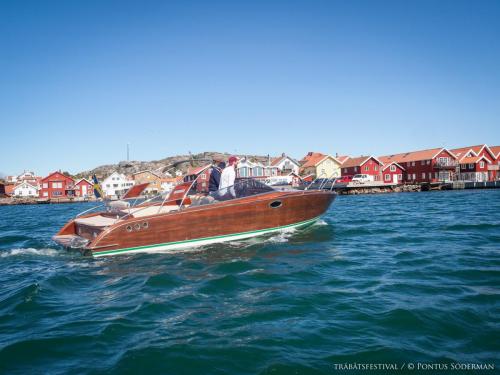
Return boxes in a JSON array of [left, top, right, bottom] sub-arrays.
[[223, 178, 274, 198]]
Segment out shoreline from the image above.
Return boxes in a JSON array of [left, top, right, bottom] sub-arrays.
[[2, 181, 499, 206]]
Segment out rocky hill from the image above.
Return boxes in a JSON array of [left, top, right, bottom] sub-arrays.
[[74, 151, 273, 179]]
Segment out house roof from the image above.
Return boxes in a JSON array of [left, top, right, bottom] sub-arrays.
[[451, 144, 496, 160], [132, 170, 163, 178], [41, 171, 75, 182], [341, 155, 382, 168], [381, 161, 406, 171], [336, 155, 350, 163], [459, 156, 490, 164], [75, 178, 93, 186], [161, 177, 181, 183], [5, 185, 15, 194], [379, 148, 456, 164], [490, 146, 500, 158], [300, 152, 340, 168], [270, 155, 299, 167], [14, 181, 39, 190], [187, 164, 211, 176]]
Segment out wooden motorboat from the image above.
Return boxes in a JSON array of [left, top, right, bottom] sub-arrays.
[[53, 178, 336, 257]]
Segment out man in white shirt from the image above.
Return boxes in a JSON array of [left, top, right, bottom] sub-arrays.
[[219, 156, 238, 198]]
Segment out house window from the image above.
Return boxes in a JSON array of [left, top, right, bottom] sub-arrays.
[[422, 172, 426, 179], [390, 165, 396, 172], [364, 165, 369, 171], [43, 183, 48, 188], [384, 174, 390, 181], [344, 168, 347, 173], [354, 167, 358, 172], [374, 165, 378, 171], [413, 173, 416, 180], [480, 161, 484, 168], [43, 192, 48, 197], [469, 163, 474, 169], [398, 174, 402, 180], [421, 160, 425, 166], [411, 162, 415, 166]]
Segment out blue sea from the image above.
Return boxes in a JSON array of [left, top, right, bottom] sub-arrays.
[[0, 190, 499, 374]]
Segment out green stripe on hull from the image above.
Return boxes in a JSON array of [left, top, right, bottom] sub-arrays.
[[92, 216, 321, 257]]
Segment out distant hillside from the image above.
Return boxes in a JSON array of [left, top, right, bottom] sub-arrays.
[[74, 151, 273, 179]]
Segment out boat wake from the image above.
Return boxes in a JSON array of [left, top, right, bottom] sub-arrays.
[[0, 248, 60, 258], [314, 219, 328, 226], [265, 227, 298, 243]]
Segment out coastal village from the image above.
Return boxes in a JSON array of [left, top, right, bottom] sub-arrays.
[[1, 143, 499, 204]]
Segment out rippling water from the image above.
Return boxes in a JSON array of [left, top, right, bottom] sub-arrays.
[[1, 190, 499, 374]]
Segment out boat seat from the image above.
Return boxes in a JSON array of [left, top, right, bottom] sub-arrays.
[[122, 205, 182, 218], [75, 215, 118, 228]]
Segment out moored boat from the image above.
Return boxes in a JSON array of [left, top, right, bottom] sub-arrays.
[[53, 178, 336, 257]]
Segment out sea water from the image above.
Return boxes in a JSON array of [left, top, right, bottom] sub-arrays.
[[0, 190, 499, 374]]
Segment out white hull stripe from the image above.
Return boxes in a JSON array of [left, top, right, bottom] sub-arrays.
[[92, 216, 321, 257]]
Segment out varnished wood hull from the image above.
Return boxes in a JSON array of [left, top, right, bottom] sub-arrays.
[[55, 190, 336, 257]]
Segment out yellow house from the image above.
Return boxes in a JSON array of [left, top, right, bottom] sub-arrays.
[[132, 170, 163, 193], [299, 152, 342, 178]]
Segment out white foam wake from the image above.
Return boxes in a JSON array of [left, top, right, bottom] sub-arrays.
[[265, 227, 298, 243], [0, 248, 59, 258], [314, 219, 328, 226]]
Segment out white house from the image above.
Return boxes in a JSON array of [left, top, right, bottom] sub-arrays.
[[13, 182, 39, 197], [101, 172, 135, 198], [160, 178, 180, 193], [237, 158, 273, 178], [271, 154, 300, 175]]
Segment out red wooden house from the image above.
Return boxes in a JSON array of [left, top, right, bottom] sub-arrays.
[[491, 146, 500, 180], [185, 165, 212, 193], [379, 148, 457, 183], [341, 156, 383, 181], [75, 178, 94, 198], [39, 171, 75, 199], [451, 144, 498, 181], [380, 161, 405, 184], [457, 155, 491, 182]]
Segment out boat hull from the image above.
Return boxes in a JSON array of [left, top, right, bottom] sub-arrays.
[[55, 190, 335, 257], [92, 215, 320, 257]]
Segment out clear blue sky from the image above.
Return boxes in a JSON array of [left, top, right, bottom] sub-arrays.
[[1, 0, 499, 176]]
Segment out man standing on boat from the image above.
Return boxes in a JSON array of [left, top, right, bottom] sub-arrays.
[[208, 160, 225, 192], [219, 156, 238, 198]]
